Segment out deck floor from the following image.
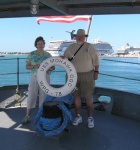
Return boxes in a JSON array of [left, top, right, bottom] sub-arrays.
[[0, 107, 140, 150]]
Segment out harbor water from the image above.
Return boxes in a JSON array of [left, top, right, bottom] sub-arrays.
[[0, 55, 140, 95]]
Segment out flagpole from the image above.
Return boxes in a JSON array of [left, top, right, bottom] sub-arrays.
[[85, 15, 92, 42]]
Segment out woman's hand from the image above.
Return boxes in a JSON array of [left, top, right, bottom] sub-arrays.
[[49, 66, 55, 71], [34, 64, 40, 69]]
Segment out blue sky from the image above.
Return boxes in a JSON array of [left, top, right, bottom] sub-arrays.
[[0, 14, 140, 53]]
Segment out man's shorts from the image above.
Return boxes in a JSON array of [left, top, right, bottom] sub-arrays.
[[72, 70, 95, 100]]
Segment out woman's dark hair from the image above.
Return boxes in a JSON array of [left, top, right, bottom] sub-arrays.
[[34, 36, 45, 47]]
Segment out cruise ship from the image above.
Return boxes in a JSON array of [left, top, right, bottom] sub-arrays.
[[92, 38, 114, 55], [117, 43, 140, 55], [46, 38, 114, 56], [46, 40, 76, 56]]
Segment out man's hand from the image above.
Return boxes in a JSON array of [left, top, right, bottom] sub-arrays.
[[94, 72, 98, 80], [60, 56, 67, 59]]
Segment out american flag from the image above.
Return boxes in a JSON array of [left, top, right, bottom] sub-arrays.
[[37, 15, 91, 24]]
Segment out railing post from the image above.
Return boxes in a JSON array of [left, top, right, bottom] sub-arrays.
[[15, 58, 20, 101]]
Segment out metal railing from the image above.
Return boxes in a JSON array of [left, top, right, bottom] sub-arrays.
[[1, 57, 140, 97], [0, 58, 30, 79], [0, 58, 30, 98]]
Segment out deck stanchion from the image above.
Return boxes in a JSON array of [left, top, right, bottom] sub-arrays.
[[15, 58, 20, 101]]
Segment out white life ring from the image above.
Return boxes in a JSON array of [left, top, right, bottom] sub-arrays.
[[37, 56, 77, 97]]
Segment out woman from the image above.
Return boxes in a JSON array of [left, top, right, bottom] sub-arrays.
[[22, 36, 54, 124]]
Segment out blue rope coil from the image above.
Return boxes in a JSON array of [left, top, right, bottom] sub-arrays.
[[40, 117, 62, 131], [34, 94, 73, 137]]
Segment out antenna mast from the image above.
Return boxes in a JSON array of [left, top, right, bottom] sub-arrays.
[[85, 15, 92, 42]]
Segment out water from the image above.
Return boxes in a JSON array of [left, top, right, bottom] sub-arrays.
[[0, 55, 140, 95]]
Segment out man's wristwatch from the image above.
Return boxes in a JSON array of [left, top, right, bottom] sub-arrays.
[[95, 70, 99, 73]]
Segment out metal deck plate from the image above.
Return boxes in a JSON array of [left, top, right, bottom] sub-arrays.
[[0, 107, 140, 150]]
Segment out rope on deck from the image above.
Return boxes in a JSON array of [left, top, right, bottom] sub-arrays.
[[34, 94, 73, 137]]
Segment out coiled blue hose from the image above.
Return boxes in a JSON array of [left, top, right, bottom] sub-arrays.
[[34, 94, 73, 137]]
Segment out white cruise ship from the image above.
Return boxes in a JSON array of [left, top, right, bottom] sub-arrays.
[[46, 38, 114, 56], [46, 40, 76, 56], [117, 43, 140, 55], [92, 38, 114, 55]]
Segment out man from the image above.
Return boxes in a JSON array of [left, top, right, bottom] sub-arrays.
[[64, 29, 99, 128]]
